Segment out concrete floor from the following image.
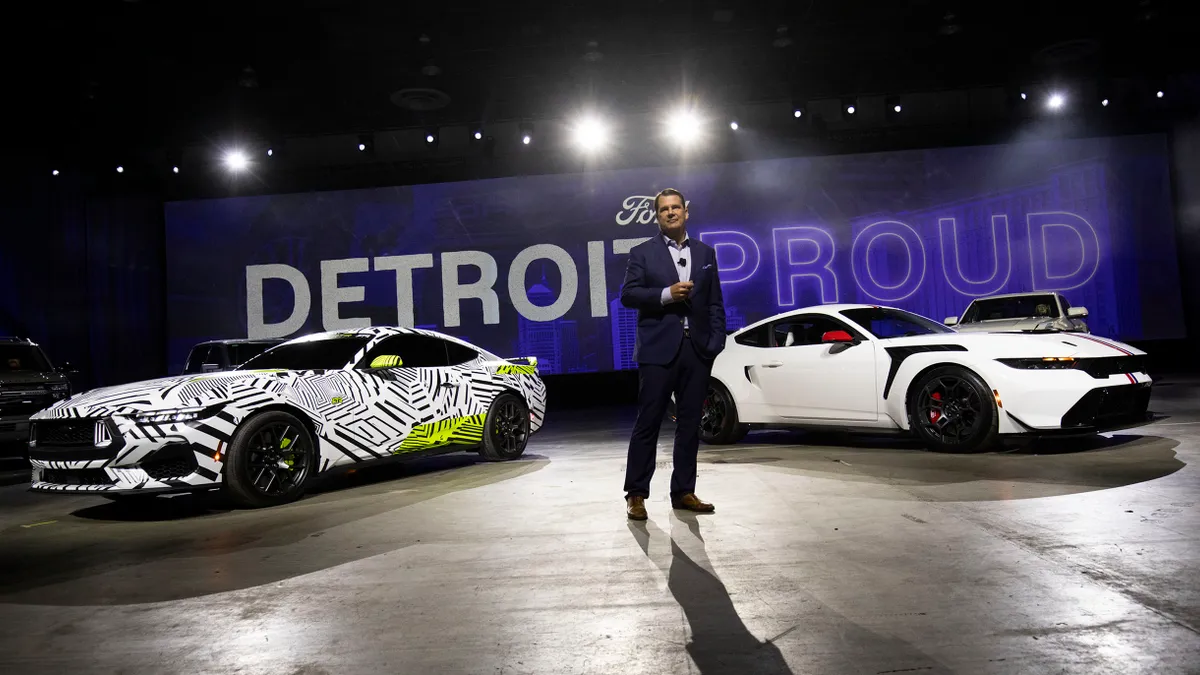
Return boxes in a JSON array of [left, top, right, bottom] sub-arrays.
[[0, 381, 1198, 674]]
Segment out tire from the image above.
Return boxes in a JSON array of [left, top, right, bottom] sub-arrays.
[[699, 380, 749, 445], [222, 411, 316, 508], [478, 392, 530, 461], [907, 365, 998, 453]]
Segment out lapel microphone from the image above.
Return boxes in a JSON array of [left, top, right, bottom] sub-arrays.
[[677, 258, 686, 267]]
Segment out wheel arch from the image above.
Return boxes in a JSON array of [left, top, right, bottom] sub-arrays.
[[896, 361, 994, 431], [236, 403, 321, 442]]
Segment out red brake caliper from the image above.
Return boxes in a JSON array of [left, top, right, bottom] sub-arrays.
[[929, 392, 942, 423]]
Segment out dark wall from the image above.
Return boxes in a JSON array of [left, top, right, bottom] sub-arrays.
[[0, 170, 165, 391]]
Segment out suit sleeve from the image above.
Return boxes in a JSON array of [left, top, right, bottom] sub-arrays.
[[620, 247, 667, 310], [706, 249, 727, 354]]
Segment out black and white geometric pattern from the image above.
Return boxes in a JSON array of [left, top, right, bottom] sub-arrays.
[[27, 327, 547, 494]]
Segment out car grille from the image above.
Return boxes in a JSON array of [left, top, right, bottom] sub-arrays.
[[0, 389, 53, 416], [1075, 355, 1147, 379], [1061, 384, 1152, 428], [41, 469, 112, 486], [34, 419, 99, 446]]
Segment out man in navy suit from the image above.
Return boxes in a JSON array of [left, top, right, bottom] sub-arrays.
[[619, 188, 726, 520]]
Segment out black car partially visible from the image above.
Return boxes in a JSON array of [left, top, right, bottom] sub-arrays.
[[0, 338, 73, 452]]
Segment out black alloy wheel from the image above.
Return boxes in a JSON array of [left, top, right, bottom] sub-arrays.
[[908, 366, 998, 453], [480, 393, 530, 460], [698, 381, 748, 445], [224, 411, 316, 508]]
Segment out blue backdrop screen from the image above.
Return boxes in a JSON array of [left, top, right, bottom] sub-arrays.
[[165, 135, 1186, 375]]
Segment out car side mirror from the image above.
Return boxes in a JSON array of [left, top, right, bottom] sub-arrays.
[[944, 317, 958, 326], [369, 355, 402, 369], [822, 330, 858, 354], [1067, 306, 1088, 318]]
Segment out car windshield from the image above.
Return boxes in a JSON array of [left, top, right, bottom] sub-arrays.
[[962, 295, 1059, 322], [840, 308, 954, 339], [237, 336, 371, 371], [0, 344, 51, 372]]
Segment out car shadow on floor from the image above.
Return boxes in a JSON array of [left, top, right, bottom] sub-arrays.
[[0, 453, 549, 606], [699, 433, 1185, 501]]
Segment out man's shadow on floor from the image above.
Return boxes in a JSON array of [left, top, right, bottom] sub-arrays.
[[629, 513, 794, 675]]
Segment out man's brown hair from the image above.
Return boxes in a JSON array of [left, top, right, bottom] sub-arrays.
[[653, 188, 687, 213]]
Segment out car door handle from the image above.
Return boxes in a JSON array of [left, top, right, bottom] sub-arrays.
[[761, 361, 784, 368]]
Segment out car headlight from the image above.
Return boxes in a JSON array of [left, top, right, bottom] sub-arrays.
[[132, 404, 222, 424], [996, 357, 1077, 370], [46, 383, 70, 399]]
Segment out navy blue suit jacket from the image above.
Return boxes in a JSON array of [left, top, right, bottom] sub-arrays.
[[619, 235, 727, 365]]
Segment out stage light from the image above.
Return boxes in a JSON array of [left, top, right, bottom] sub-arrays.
[[266, 148, 273, 157], [116, 166, 124, 173], [729, 120, 739, 130], [223, 150, 248, 171], [522, 135, 531, 145], [846, 105, 855, 114], [473, 130, 483, 140], [358, 143, 366, 151], [665, 108, 703, 145], [571, 115, 609, 152], [51, 169, 59, 176], [1157, 90, 1164, 98], [793, 109, 802, 118], [841, 97, 858, 120], [1020, 92, 1027, 100], [885, 95, 902, 120], [172, 166, 179, 174], [1101, 98, 1109, 107], [1047, 92, 1065, 110], [426, 134, 436, 143]]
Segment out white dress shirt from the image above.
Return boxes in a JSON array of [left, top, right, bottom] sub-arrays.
[[659, 234, 692, 328]]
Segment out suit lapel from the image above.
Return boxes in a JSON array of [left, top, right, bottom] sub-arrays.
[[651, 234, 677, 281]]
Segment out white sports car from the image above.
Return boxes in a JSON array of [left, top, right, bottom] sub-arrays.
[[695, 304, 1152, 452], [28, 327, 546, 507]]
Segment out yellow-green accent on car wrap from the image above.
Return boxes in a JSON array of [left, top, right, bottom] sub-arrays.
[[370, 355, 402, 368], [496, 364, 537, 376], [396, 413, 486, 452]]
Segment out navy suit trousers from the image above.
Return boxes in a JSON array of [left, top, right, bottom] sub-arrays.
[[624, 335, 712, 499]]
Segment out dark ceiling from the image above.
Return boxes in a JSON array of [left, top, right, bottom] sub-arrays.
[[9, 0, 1193, 158]]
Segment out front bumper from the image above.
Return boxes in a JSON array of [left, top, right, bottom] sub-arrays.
[[0, 416, 30, 443], [1003, 382, 1154, 435], [27, 416, 227, 494]]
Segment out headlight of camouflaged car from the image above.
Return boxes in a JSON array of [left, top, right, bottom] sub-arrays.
[[47, 383, 70, 399], [133, 404, 223, 424], [996, 357, 1077, 370]]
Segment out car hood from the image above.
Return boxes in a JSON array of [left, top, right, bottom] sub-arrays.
[[0, 371, 68, 388], [879, 331, 1143, 359], [954, 317, 1073, 332], [31, 370, 288, 419]]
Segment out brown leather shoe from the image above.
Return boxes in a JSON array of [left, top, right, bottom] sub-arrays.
[[671, 493, 715, 513], [626, 495, 647, 520]]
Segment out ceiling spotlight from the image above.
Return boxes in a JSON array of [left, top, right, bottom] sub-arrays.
[[266, 148, 273, 157], [116, 166, 124, 173], [1021, 92, 1028, 100], [1047, 92, 1066, 110], [571, 115, 610, 152], [172, 166, 179, 174], [1157, 90, 1164, 98], [846, 105, 855, 114], [894, 105, 902, 113], [473, 130, 483, 140], [519, 122, 534, 146], [729, 121, 739, 130], [665, 108, 703, 146], [1101, 98, 1110, 107], [358, 143, 366, 151], [51, 169, 59, 176], [793, 109, 803, 118], [522, 135, 531, 145], [426, 134, 435, 143], [223, 150, 249, 171]]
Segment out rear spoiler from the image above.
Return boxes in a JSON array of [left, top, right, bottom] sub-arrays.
[[498, 356, 539, 375]]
